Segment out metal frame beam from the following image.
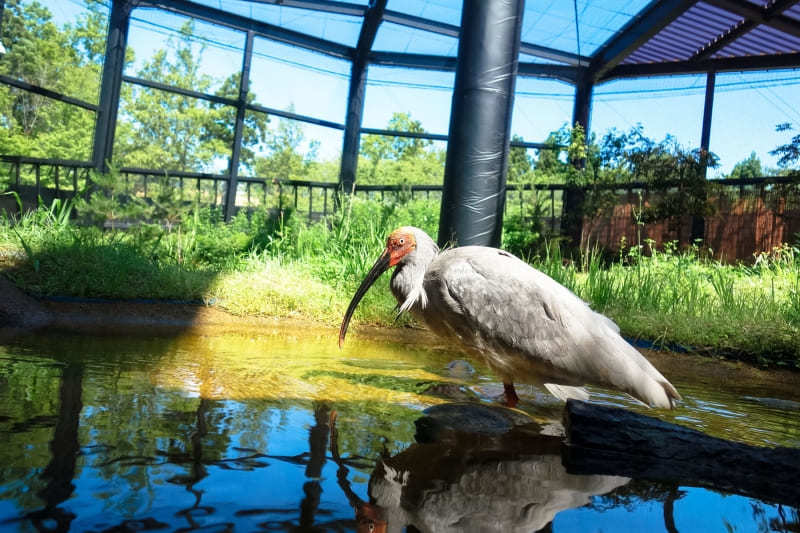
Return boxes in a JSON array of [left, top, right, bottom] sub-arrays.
[[368, 51, 578, 82], [601, 52, 800, 80], [704, 0, 800, 39], [0, 0, 6, 55], [382, 9, 589, 66], [224, 30, 254, 222], [0, 74, 98, 111], [692, 0, 800, 61], [359, 128, 448, 142], [588, 0, 697, 82], [368, 51, 457, 71], [92, 0, 135, 172], [692, 19, 757, 61], [518, 63, 580, 83], [123, 74, 347, 130], [138, 0, 354, 60], [339, 0, 387, 194], [122, 75, 236, 106], [240, 0, 366, 17]]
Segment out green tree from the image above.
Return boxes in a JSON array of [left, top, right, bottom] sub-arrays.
[[507, 134, 534, 184], [770, 123, 800, 174], [534, 130, 568, 182], [114, 21, 229, 171], [254, 113, 319, 180], [205, 73, 269, 173], [728, 151, 763, 179], [359, 112, 433, 182], [0, 0, 98, 159]]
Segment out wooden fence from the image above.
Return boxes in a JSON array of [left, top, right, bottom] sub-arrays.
[[2, 155, 798, 261]]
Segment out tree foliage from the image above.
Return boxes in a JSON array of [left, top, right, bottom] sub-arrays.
[[254, 112, 319, 180], [357, 112, 443, 185], [770, 123, 800, 174], [728, 151, 763, 179], [0, 0, 98, 158]]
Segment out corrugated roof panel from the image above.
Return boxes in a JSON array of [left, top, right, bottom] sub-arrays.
[[785, 4, 800, 22], [713, 24, 800, 58], [621, 1, 742, 64]]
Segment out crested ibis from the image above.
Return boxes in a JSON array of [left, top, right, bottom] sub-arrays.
[[339, 226, 681, 409]]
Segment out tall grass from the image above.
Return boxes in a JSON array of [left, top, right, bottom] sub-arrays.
[[1, 195, 798, 367], [529, 239, 800, 366]]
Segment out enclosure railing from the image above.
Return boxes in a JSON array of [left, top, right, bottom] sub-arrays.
[[2, 155, 798, 241]]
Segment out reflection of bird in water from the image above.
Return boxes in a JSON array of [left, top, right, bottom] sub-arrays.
[[329, 407, 629, 533], [329, 411, 388, 533], [340, 227, 680, 409]]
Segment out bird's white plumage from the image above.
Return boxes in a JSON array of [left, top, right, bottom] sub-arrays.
[[389, 228, 680, 408]]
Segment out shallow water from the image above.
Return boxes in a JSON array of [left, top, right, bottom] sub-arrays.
[[0, 326, 798, 532]]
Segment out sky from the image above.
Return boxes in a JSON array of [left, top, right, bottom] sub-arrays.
[[43, 0, 800, 177]]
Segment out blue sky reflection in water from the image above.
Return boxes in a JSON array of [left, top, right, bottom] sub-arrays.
[[0, 330, 798, 532]]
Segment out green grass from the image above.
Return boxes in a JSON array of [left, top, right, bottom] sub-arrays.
[[1, 194, 799, 369]]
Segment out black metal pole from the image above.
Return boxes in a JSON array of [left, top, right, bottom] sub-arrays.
[[691, 70, 716, 242], [339, 60, 367, 196], [0, 0, 6, 55], [700, 70, 715, 174], [92, 0, 135, 172], [224, 30, 254, 221], [338, 0, 387, 198], [572, 69, 593, 137], [437, 0, 525, 248], [562, 69, 593, 246]]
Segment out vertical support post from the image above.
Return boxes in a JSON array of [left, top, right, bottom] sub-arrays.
[[0, 0, 8, 55], [338, 0, 387, 200], [224, 30, 254, 221], [562, 69, 594, 247], [339, 61, 367, 197], [572, 70, 593, 138], [92, 0, 134, 172], [437, 0, 524, 248], [700, 71, 715, 176], [692, 70, 715, 243]]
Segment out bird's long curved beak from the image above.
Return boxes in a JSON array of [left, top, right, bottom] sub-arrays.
[[339, 248, 391, 348]]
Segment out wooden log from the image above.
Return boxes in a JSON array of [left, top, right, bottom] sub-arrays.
[[562, 399, 800, 506]]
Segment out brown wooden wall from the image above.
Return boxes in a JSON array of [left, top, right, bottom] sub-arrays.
[[581, 190, 800, 262]]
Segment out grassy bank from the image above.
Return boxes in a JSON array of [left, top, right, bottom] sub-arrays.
[[1, 195, 799, 368]]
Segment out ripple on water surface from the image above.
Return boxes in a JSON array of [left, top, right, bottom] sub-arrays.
[[0, 328, 798, 531]]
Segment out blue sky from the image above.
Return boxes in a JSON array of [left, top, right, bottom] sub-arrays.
[[45, 0, 800, 176]]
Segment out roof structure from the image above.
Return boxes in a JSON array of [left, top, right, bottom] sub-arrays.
[[2, 0, 798, 222], [136, 0, 800, 83]]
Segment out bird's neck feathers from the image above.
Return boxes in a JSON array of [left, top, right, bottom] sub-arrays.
[[391, 232, 438, 314]]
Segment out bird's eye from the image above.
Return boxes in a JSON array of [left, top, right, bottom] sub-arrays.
[[399, 238, 405, 245]]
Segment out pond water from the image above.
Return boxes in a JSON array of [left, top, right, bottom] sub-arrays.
[[0, 325, 798, 532]]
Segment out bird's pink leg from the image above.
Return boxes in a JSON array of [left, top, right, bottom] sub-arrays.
[[503, 382, 519, 408]]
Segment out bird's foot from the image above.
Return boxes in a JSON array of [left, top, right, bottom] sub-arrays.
[[502, 382, 519, 408]]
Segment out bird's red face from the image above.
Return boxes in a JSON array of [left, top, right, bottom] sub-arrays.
[[339, 227, 417, 348], [386, 228, 417, 266]]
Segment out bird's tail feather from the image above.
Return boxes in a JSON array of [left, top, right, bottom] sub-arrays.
[[544, 383, 590, 402], [630, 374, 681, 409]]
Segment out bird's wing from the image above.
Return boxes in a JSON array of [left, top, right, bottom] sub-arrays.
[[424, 247, 607, 378], [424, 246, 680, 408]]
